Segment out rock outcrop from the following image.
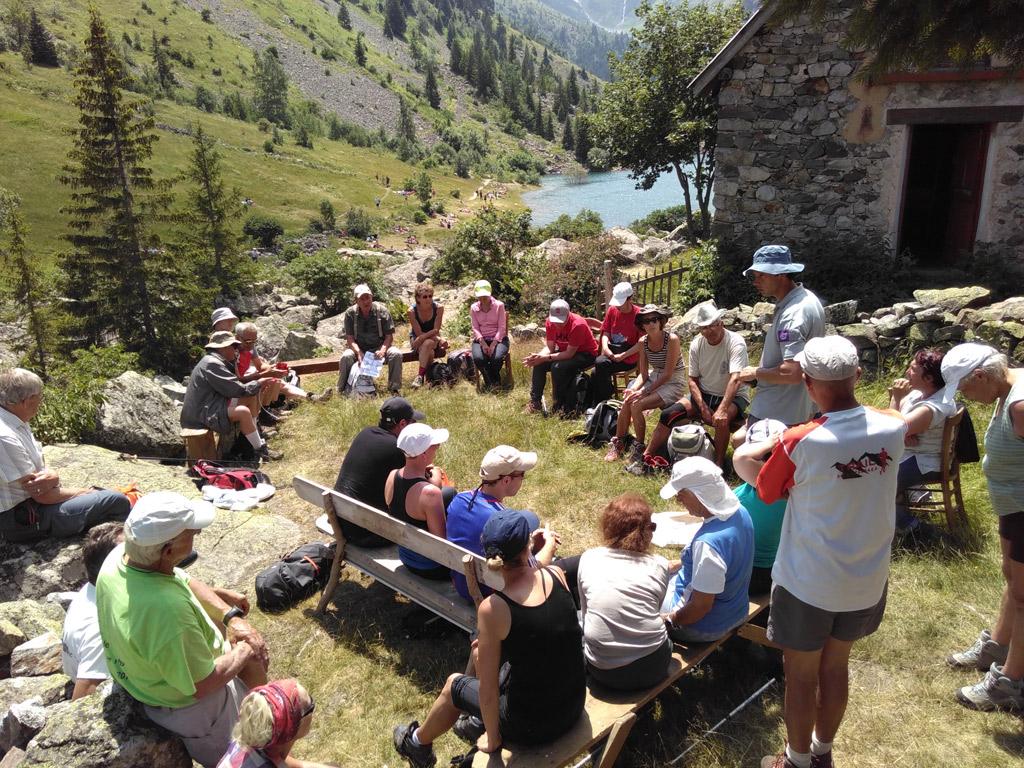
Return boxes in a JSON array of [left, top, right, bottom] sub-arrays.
[[92, 372, 183, 458]]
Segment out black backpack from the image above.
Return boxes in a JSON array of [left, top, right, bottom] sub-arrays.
[[255, 542, 335, 611], [567, 370, 591, 415], [584, 400, 620, 447], [447, 349, 476, 381], [427, 360, 456, 387]]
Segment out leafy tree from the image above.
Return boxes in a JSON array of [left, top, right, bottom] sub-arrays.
[[295, 123, 313, 148], [242, 214, 283, 249], [58, 9, 179, 368], [337, 2, 352, 31], [415, 171, 433, 208], [592, 1, 744, 238], [776, 0, 1024, 75], [252, 47, 289, 125], [344, 207, 377, 238], [424, 64, 441, 108], [194, 85, 217, 112], [27, 9, 59, 67], [0, 187, 53, 376], [354, 32, 367, 66], [180, 124, 245, 295], [397, 94, 417, 143], [150, 30, 174, 94], [286, 250, 383, 315], [383, 0, 406, 39]]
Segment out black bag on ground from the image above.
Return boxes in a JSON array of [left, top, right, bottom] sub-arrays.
[[427, 360, 457, 387], [447, 349, 476, 381], [566, 370, 591, 415], [584, 400, 620, 447], [255, 542, 335, 611]]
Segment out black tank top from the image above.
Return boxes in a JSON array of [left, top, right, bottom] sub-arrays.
[[387, 473, 429, 531], [412, 302, 437, 337], [494, 569, 586, 744]]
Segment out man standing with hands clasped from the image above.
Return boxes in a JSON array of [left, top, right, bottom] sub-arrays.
[[754, 337, 905, 768]]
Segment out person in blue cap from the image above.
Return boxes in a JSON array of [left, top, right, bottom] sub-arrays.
[[393, 510, 585, 766], [735, 245, 825, 442]]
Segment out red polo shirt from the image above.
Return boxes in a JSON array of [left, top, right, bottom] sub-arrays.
[[546, 312, 599, 357]]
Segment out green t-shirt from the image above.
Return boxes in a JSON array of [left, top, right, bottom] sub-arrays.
[[733, 482, 788, 569], [95, 544, 227, 708]]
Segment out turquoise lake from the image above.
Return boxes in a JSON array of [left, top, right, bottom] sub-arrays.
[[522, 169, 697, 228]]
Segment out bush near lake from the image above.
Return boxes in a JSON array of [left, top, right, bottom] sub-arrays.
[[286, 250, 387, 316], [535, 209, 604, 242], [521, 235, 621, 319], [631, 205, 703, 234]]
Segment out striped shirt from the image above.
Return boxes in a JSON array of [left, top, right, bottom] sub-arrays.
[[643, 333, 685, 378], [983, 374, 1024, 516], [0, 406, 43, 513]]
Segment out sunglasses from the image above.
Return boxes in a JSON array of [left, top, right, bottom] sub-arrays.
[[502, 471, 526, 480], [641, 317, 661, 325], [301, 696, 316, 718]]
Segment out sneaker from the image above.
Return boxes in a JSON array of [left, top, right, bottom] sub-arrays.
[[452, 713, 485, 744], [957, 663, 1024, 711], [525, 400, 545, 416], [393, 721, 436, 768], [604, 437, 623, 462], [947, 629, 1009, 671], [629, 441, 646, 463], [256, 443, 283, 461], [309, 387, 334, 403], [761, 753, 798, 768], [810, 751, 833, 768], [647, 454, 671, 474], [411, 375, 424, 389], [625, 457, 650, 476]]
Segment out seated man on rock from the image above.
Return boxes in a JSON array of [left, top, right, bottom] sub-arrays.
[[337, 283, 404, 396], [181, 332, 282, 462], [334, 398, 452, 547], [96, 491, 270, 768], [0, 368, 131, 543], [62, 521, 124, 699], [659, 456, 754, 643]]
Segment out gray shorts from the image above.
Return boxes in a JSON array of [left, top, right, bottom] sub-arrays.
[[143, 678, 248, 768], [767, 582, 887, 652]]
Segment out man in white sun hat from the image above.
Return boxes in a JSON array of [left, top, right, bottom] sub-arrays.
[[755, 336, 905, 768], [337, 283, 404, 395], [211, 307, 239, 333], [385, 423, 452, 580], [589, 281, 641, 406], [96, 492, 268, 767], [659, 456, 754, 643], [736, 245, 825, 443]]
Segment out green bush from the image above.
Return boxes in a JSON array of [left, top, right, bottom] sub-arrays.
[[286, 250, 386, 315], [33, 346, 141, 444], [521, 235, 620, 319], [343, 207, 377, 239], [242, 214, 284, 249], [536, 209, 604, 242], [674, 239, 724, 312], [413, 210, 428, 225], [631, 205, 700, 234]]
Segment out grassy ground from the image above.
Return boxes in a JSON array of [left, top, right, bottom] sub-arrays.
[[249, 342, 1022, 768]]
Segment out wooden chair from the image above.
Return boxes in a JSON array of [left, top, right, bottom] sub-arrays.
[[906, 405, 967, 530]]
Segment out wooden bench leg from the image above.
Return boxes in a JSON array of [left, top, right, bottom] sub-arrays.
[[597, 712, 637, 768], [316, 491, 347, 614]]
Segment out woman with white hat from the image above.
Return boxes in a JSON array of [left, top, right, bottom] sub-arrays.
[[941, 343, 1024, 712], [589, 281, 641, 406]]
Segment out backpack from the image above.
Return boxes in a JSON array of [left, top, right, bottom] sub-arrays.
[[447, 349, 476, 381], [255, 542, 335, 611], [583, 400, 621, 447], [567, 370, 591, 415], [667, 423, 715, 463], [191, 459, 271, 490], [427, 360, 456, 387]]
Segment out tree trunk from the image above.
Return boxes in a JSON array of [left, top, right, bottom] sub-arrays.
[[673, 162, 696, 238]]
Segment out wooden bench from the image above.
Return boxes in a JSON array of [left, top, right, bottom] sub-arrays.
[[285, 349, 419, 376], [292, 476, 504, 629]]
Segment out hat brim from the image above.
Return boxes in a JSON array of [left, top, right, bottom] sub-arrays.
[[743, 262, 805, 277], [475, 288, 492, 297], [695, 310, 726, 327], [205, 341, 238, 349], [548, 314, 568, 324], [186, 499, 216, 530], [608, 297, 624, 307], [430, 428, 450, 446], [517, 451, 538, 473], [691, 484, 740, 519], [659, 479, 680, 500]]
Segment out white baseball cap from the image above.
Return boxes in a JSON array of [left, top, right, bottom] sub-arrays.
[[659, 457, 740, 519], [608, 282, 634, 308], [474, 279, 492, 297], [938, 342, 1000, 406], [211, 307, 238, 327], [794, 336, 859, 381], [548, 299, 570, 324], [746, 418, 788, 444], [353, 283, 372, 298], [480, 445, 538, 482], [396, 422, 449, 457], [125, 491, 216, 547]]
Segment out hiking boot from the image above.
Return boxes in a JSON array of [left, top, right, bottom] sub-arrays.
[[256, 443, 283, 461], [956, 663, 1024, 712], [258, 408, 281, 426], [525, 399, 545, 416], [761, 752, 799, 768], [411, 375, 424, 389], [452, 713, 485, 744], [810, 751, 833, 768], [647, 454, 671, 474], [947, 629, 1008, 671], [625, 456, 650, 476], [393, 721, 436, 768], [604, 437, 624, 462], [309, 387, 333, 403], [629, 441, 646, 463]]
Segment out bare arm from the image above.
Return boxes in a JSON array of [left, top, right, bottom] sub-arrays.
[[192, 642, 254, 699], [733, 436, 779, 486], [740, 359, 803, 385], [18, 470, 87, 505], [666, 590, 714, 626], [1010, 399, 1024, 439], [71, 678, 102, 700], [475, 596, 511, 753]]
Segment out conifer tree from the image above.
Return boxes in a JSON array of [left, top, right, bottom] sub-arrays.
[[567, 66, 579, 105], [532, 98, 542, 135], [180, 124, 243, 295], [151, 31, 175, 94], [354, 32, 367, 66], [561, 113, 574, 151], [424, 64, 441, 109], [337, 2, 352, 30], [544, 111, 554, 141], [397, 95, 417, 143], [58, 10, 174, 363], [0, 187, 53, 377], [574, 114, 592, 164], [383, 0, 406, 39], [27, 9, 59, 67], [253, 47, 289, 125]]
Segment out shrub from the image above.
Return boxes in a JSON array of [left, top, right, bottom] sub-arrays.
[[521, 235, 620, 319], [286, 250, 385, 315], [319, 199, 336, 231], [536, 209, 604, 242], [242, 214, 284, 249], [262, 139, 274, 153], [344, 207, 376, 239], [413, 210, 428, 225], [674, 239, 724, 312], [194, 85, 217, 112], [33, 346, 141, 444], [631, 205, 700, 234]]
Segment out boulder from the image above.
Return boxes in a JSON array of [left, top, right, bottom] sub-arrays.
[[231, 282, 276, 317], [152, 375, 186, 404], [606, 227, 641, 248], [912, 286, 992, 313], [92, 372, 183, 458], [0, 602, 64, 641], [966, 296, 1024, 325], [533, 238, 573, 262], [933, 324, 967, 343], [751, 302, 776, 319], [0, 676, 71, 714], [316, 313, 346, 341], [335, 247, 382, 260], [274, 304, 319, 331], [641, 237, 674, 261], [0, 747, 26, 768], [891, 301, 924, 319], [0, 620, 27, 656], [22, 683, 191, 768], [616, 244, 646, 264], [837, 323, 877, 350], [0, 698, 48, 752], [974, 321, 1024, 349], [907, 321, 940, 344], [0, 542, 86, 604], [824, 300, 858, 326], [254, 316, 320, 361], [383, 254, 434, 297], [510, 323, 543, 340], [10, 633, 63, 677], [666, 223, 690, 242]]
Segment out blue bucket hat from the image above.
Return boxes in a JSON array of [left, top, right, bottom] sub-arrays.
[[743, 245, 804, 277], [481, 509, 533, 561]]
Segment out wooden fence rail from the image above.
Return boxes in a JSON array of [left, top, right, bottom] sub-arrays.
[[600, 259, 689, 314]]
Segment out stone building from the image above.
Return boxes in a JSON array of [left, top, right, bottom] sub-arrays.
[[690, 4, 1024, 267]]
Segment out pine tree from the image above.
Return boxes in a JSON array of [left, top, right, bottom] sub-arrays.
[[337, 3, 352, 30], [253, 47, 289, 125], [574, 114, 592, 164], [397, 95, 416, 143], [151, 31, 174, 94], [561, 113, 574, 151], [27, 9, 59, 67], [180, 124, 243, 295], [354, 32, 367, 67], [424, 65, 441, 109], [532, 98, 542, 135], [383, 0, 406, 39], [567, 66, 579, 105], [544, 111, 554, 141], [0, 187, 53, 377], [58, 10, 175, 363]]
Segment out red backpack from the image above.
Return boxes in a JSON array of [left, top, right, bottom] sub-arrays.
[[191, 460, 271, 490]]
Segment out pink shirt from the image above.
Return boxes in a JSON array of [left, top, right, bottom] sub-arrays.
[[471, 298, 507, 341]]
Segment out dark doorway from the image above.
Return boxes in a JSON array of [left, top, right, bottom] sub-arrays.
[[899, 123, 990, 264]]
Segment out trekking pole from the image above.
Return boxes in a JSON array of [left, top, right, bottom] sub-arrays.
[[667, 677, 776, 765], [116, 453, 262, 469]]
